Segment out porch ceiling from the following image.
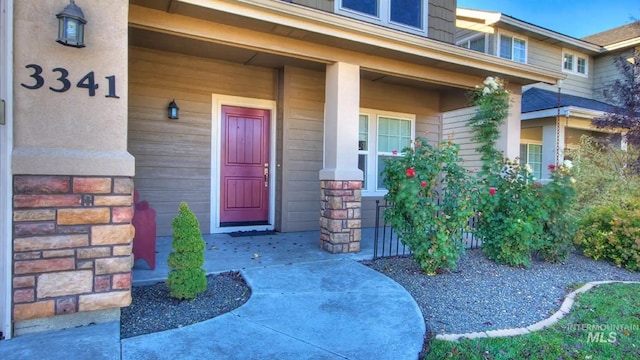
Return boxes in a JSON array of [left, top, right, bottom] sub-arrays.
[[129, 0, 564, 89], [129, 27, 457, 92]]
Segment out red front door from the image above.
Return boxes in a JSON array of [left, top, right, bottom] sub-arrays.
[[220, 106, 270, 227]]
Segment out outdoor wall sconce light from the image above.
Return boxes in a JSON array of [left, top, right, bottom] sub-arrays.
[[168, 99, 179, 120], [56, 0, 87, 48]]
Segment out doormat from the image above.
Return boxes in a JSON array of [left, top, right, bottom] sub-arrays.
[[228, 230, 277, 238]]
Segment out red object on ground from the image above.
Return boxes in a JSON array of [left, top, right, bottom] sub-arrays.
[[132, 190, 156, 270]]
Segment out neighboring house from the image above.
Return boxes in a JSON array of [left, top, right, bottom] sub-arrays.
[[454, 8, 636, 180], [0, 0, 563, 339]]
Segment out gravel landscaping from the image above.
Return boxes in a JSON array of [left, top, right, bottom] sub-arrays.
[[121, 249, 640, 340], [365, 249, 640, 335], [120, 271, 250, 339]]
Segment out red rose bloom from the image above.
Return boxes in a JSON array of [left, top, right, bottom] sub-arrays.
[[406, 168, 416, 178], [392, 150, 398, 155], [420, 181, 427, 188], [489, 187, 496, 195], [548, 164, 556, 170]]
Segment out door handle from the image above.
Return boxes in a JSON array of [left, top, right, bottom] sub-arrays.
[[264, 163, 269, 187]]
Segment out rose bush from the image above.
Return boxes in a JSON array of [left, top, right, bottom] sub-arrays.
[[382, 138, 476, 275], [475, 158, 546, 267], [467, 76, 577, 267]]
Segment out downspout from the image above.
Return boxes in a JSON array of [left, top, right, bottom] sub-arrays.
[[555, 80, 563, 165]]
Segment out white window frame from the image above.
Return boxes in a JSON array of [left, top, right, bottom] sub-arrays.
[[497, 31, 528, 64], [358, 108, 416, 196], [456, 33, 488, 53], [335, 0, 429, 36], [519, 143, 543, 180], [561, 49, 589, 77]]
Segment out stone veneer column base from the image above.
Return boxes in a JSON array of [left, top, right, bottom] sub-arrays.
[[320, 180, 362, 253], [12, 175, 134, 326]]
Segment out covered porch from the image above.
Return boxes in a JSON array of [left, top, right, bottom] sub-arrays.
[[128, 0, 561, 253]]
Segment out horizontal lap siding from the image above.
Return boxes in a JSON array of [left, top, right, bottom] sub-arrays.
[[280, 67, 443, 231], [528, 39, 560, 71], [360, 79, 441, 228], [592, 50, 632, 103], [442, 106, 481, 171], [289, 0, 332, 12], [529, 39, 593, 98], [280, 67, 325, 232], [561, 73, 593, 98], [129, 47, 276, 236]]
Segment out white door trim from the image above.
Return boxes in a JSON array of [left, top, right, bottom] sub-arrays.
[[0, 0, 14, 340], [210, 95, 276, 234]]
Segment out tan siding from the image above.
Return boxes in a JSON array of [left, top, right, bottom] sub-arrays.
[[592, 49, 633, 103], [442, 107, 481, 171], [362, 196, 384, 229], [129, 47, 276, 236], [560, 72, 593, 98], [527, 40, 594, 98], [279, 67, 443, 231], [428, 0, 455, 44], [528, 39, 561, 71], [360, 78, 441, 228], [289, 0, 333, 12], [280, 66, 325, 232]]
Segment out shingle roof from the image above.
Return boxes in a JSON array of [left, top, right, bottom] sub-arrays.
[[522, 87, 617, 113], [582, 21, 640, 46]]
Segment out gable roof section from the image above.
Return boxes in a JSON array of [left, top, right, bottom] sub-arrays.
[[522, 87, 617, 113], [582, 21, 640, 47], [456, 8, 601, 55]]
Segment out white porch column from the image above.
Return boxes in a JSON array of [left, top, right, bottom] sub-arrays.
[[319, 62, 363, 253], [497, 91, 522, 160], [320, 62, 363, 181]]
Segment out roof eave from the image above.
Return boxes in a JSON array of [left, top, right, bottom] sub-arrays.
[[170, 0, 563, 85]]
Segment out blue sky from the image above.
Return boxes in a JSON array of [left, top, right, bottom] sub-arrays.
[[457, 0, 640, 39]]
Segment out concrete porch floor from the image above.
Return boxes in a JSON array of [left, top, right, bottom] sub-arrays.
[[1, 227, 427, 359], [132, 228, 380, 285]]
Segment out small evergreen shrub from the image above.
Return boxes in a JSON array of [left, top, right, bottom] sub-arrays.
[[166, 202, 207, 299], [575, 200, 640, 271]]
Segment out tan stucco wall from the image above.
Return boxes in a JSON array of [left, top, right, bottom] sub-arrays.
[[13, 0, 133, 176]]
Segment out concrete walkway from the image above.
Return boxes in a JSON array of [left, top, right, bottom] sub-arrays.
[[0, 229, 427, 360]]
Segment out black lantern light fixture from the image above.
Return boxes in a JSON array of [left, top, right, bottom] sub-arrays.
[[168, 100, 179, 120], [56, 0, 87, 48]]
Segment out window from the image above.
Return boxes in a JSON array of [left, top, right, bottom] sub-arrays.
[[499, 33, 527, 63], [562, 50, 588, 76], [336, 0, 427, 35], [358, 110, 415, 194], [520, 143, 543, 180], [563, 53, 574, 71], [457, 35, 487, 53]]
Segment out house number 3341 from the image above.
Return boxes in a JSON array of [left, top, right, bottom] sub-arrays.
[[20, 64, 120, 98]]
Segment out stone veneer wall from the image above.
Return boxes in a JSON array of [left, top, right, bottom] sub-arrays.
[[319, 180, 362, 253], [12, 175, 134, 322]]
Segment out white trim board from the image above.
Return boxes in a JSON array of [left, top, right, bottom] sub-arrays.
[[209, 94, 277, 234], [0, 0, 14, 340]]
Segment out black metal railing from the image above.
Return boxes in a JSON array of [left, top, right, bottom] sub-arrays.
[[373, 200, 482, 259]]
